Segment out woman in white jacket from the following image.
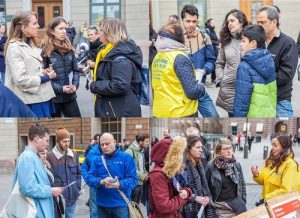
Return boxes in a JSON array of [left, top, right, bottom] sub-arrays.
[[5, 11, 56, 117]]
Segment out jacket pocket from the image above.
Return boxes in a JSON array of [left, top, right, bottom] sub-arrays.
[[68, 163, 78, 174]]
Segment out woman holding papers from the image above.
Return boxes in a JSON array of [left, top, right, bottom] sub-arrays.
[[183, 135, 216, 217]]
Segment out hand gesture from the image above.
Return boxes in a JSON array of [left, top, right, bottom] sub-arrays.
[[87, 60, 95, 68], [179, 189, 188, 199], [63, 85, 71, 93], [251, 165, 259, 177], [69, 85, 77, 93], [45, 68, 56, 79]]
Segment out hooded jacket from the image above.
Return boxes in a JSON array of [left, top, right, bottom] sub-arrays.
[[233, 48, 277, 117], [90, 39, 142, 117], [152, 35, 205, 117], [150, 137, 192, 218]]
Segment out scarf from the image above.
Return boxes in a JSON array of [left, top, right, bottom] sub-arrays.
[[93, 42, 115, 81], [214, 156, 238, 184], [53, 39, 72, 54]]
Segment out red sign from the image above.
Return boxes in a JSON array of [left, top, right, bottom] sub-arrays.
[[272, 199, 300, 218]]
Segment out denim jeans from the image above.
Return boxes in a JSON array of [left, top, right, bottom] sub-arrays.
[[90, 188, 98, 218], [98, 206, 129, 218], [65, 203, 76, 218], [198, 90, 219, 117], [276, 100, 293, 117], [0, 72, 4, 84]]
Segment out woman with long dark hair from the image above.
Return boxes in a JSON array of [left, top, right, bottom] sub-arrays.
[[215, 9, 248, 117], [206, 138, 247, 217], [252, 134, 300, 201], [183, 135, 216, 218], [42, 17, 81, 117]]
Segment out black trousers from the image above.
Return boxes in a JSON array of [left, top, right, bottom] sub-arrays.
[[52, 100, 81, 117], [131, 185, 143, 204]]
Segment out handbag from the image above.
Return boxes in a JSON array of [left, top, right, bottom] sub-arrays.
[[101, 155, 144, 218], [0, 180, 37, 218]]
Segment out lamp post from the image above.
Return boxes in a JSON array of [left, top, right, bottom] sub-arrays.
[[244, 117, 249, 159]]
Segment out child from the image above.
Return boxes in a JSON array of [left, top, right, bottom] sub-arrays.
[[233, 24, 276, 117]]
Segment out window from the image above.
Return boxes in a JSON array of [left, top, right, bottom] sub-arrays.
[[240, 0, 273, 23], [37, 6, 45, 28], [177, 0, 207, 28], [101, 118, 121, 142], [0, 0, 5, 24], [90, 0, 121, 25]]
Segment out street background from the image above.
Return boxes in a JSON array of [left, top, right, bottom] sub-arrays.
[[1, 138, 299, 215]]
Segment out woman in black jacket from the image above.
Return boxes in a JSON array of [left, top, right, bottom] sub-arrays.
[[42, 17, 81, 117], [90, 18, 142, 117], [184, 135, 216, 218], [205, 138, 247, 217]]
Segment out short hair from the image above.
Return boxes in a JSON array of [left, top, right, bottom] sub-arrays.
[[181, 5, 199, 20], [28, 124, 49, 141], [100, 17, 128, 44], [88, 25, 99, 33], [94, 133, 101, 140], [241, 24, 266, 49], [272, 5, 280, 14], [136, 134, 149, 143], [169, 14, 179, 21], [185, 127, 200, 137], [258, 6, 280, 27], [158, 22, 185, 44], [123, 138, 129, 142]]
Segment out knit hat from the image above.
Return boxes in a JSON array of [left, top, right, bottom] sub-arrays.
[[151, 138, 173, 167], [56, 126, 70, 142]]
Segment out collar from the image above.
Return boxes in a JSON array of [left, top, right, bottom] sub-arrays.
[[52, 145, 74, 159], [266, 29, 281, 48]]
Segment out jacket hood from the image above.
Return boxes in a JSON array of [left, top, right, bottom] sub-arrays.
[[151, 138, 173, 167], [105, 39, 143, 70], [242, 48, 275, 80], [155, 35, 189, 52]]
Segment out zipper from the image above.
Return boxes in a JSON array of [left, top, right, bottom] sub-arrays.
[[108, 101, 116, 118]]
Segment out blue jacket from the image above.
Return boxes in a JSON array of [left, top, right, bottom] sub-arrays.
[[47, 147, 82, 206], [13, 146, 54, 218], [87, 148, 138, 208], [81, 144, 102, 184], [42, 49, 80, 103], [233, 48, 276, 117], [0, 83, 36, 117]]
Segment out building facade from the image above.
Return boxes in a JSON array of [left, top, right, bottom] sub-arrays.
[[4, 0, 149, 64], [151, 0, 300, 41], [0, 118, 149, 172]]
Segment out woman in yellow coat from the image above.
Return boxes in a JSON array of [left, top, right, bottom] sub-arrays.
[[251, 134, 300, 202]]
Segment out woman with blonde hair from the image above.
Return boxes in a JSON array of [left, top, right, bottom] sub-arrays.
[[90, 17, 142, 117], [42, 16, 81, 117], [251, 134, 300, 202], [5, 10, 56, 117], [150, 136, 192, 218], [205, 138, 247, 217]]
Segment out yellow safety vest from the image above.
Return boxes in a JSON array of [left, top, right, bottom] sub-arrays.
[[151, 50, 198, 117]]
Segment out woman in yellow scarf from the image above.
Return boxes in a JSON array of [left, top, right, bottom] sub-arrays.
[[90, 18, 143, 117]]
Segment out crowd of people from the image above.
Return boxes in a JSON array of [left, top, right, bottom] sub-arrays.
[[149, 128, 300, 218], [0, 11, 144, 117], [2, 124, 150, 218], [151, 5, 299, 118]]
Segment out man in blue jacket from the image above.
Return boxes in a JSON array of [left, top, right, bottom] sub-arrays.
[[87, 132, 138, 218], [181, 5, 219, 118], [81, 133, 102, 218]]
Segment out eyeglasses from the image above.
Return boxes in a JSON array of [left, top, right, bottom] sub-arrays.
[[221, 147, 233, 151]]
